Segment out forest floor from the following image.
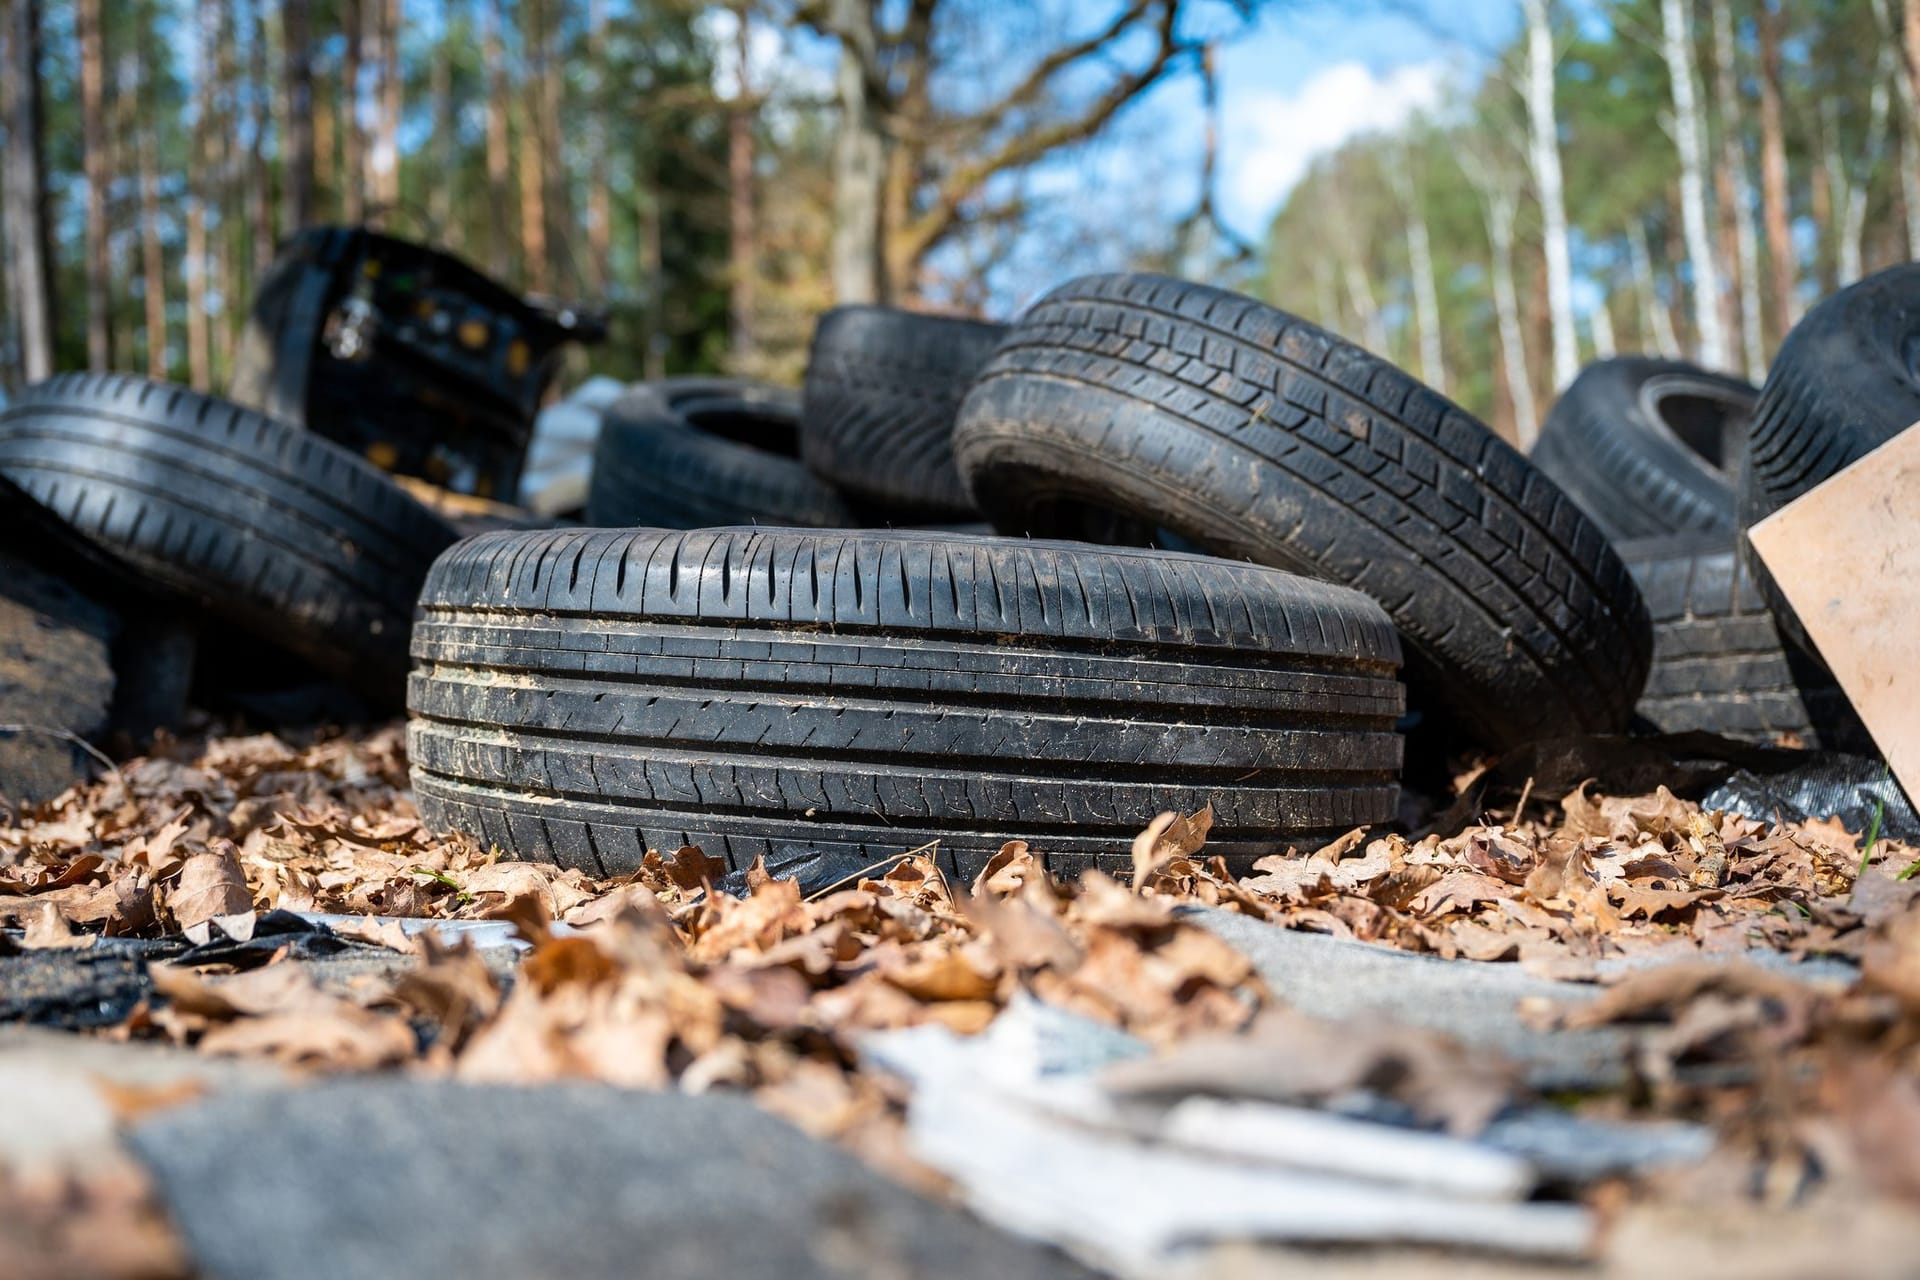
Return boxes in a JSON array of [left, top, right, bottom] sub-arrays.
[[4, 723, 1920, 1277]]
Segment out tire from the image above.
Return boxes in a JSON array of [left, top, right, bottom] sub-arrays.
[[1531, 357, 1754, 540], [1621, 535, 1871, 752], [800, 306, 1006, 518], [0, 373, 459, 699], [951, 273, 1651, 750], [586, 378, 854, 529], [1742, 264, 1920, 659], [407, 526, 1406, 888]]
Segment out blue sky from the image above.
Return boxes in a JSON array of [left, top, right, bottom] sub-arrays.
[[1189, 0, 1520, 243]]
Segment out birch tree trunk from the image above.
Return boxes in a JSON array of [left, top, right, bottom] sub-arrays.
[[1590, 292, 1617, 359], [827, 0, 885, 304], [1521, 0, 1576, 392], [3, 0, 56, 382], [1388, 143, 1445, 393], [1756, 0, 1796, 336], [1834, 71, 1893, 286], [483, 0, 512, 278], [1659, 0, 1727, 369], [1628, 219, 1681, 358], [282, 0, 314, 231], [1711, 0, 1763, 380], [78, 0, 113, 369], [1486, 192, 1536, 448]]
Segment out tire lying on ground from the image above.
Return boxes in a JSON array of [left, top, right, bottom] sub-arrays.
[[586, 378, 854, 529], [951, 273, 1651, 751], [800, 306, 1006, 519], [1530, 357, 1755, 540], [407, 526, 1406, 888], [1621, 534, 1871, 752], [1742, 264, 1920, 660], [0, 373, 459, 699]]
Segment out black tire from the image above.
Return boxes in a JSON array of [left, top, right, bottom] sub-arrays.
[[586, 378, 853, 529], [1742, 265, 1920, 659], [1621, 535, 1871, 752], [1531, 357, 1755, 540], [800, 306, 1006, 518], [0, 373, 459, 698], [951, 273, 1651, 750], [407, 526, 1406, 888]]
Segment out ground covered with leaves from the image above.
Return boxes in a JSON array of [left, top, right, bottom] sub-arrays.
[[5, 724, 1920, 1275]]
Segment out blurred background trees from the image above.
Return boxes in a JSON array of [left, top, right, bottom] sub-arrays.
[[0, 0, 1911, 441]]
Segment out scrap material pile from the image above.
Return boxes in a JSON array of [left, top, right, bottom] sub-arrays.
[[4, 237, 1920, 1277]]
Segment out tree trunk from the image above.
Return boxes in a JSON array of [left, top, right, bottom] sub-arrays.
[[1810, 133, 1835, 296], [249, 0, 274, 271], [135, 24, 167, 380], [429, 7, 457, 249], [1756, 0, 1795, 338], [1711, 0, 1764, 380], [1833, 74, 1893, 287], [1486, 192, 1536, 449], [370, 0, 401, 219], [637, 168, 665, 381], [186, 0, 214, 391], [827, 0, 885, 304], [516, 0, 549, 293], [583, 0, 608, 289], [728, 1, 758, 364], [1521, 0, 1576, 392], [1590, 292, 1617, 359], [1660, 0, 1727, 369], [212, 0, 238, 380], [483, 0, 511, 277], [341, 0, 364, 223], [3, 0, 56, 382], [1342, 260, 1388, 357], [282, 0, 314, 231], [537, 0, 565, 290], [1627, 218, 1681, 358], [78, 0, 112, 370]]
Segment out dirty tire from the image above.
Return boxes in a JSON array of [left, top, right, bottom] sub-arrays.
[[586, 379, 854, 529], [0, 373, 459, 698], [407, 526, 1406, 888], [800, 306, 1006, 518], [951, 273, 1650, 750], [1531, 357, 1754, 540], [1622, 535, 1871, 752], [1742, 264, 1920, 660]]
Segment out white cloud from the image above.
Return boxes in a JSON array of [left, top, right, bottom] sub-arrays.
[[1219, 60, 1450, 241]]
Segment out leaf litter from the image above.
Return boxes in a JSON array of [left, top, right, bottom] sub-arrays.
[[5, 724, 1920, 1273]]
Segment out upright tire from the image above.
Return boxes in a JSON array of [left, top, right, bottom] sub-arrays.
[[1621, 535, 1870, 752], [408, 527, 1405, 888], [1742, 265, 1920, 659], [586, 378, 853, 529], [952, 273, 1650, 750], [1531, 357, 1754, 540], [0, 374, 458, 697], [800, 306, 1006, 518]]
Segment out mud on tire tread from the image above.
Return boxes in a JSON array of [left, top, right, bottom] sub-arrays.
[[0, 373, 458, 695], [407, 526, 1406, 888], [800, 306, 1006, 518], [952, 273, 1651, 750], [1530, 357, 1754, 540]]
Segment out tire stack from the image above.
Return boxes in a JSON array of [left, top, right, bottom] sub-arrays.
[[0, 374, 459, 800], [409, 274, 1661, 888], [1524, 265, 1920, 755]]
